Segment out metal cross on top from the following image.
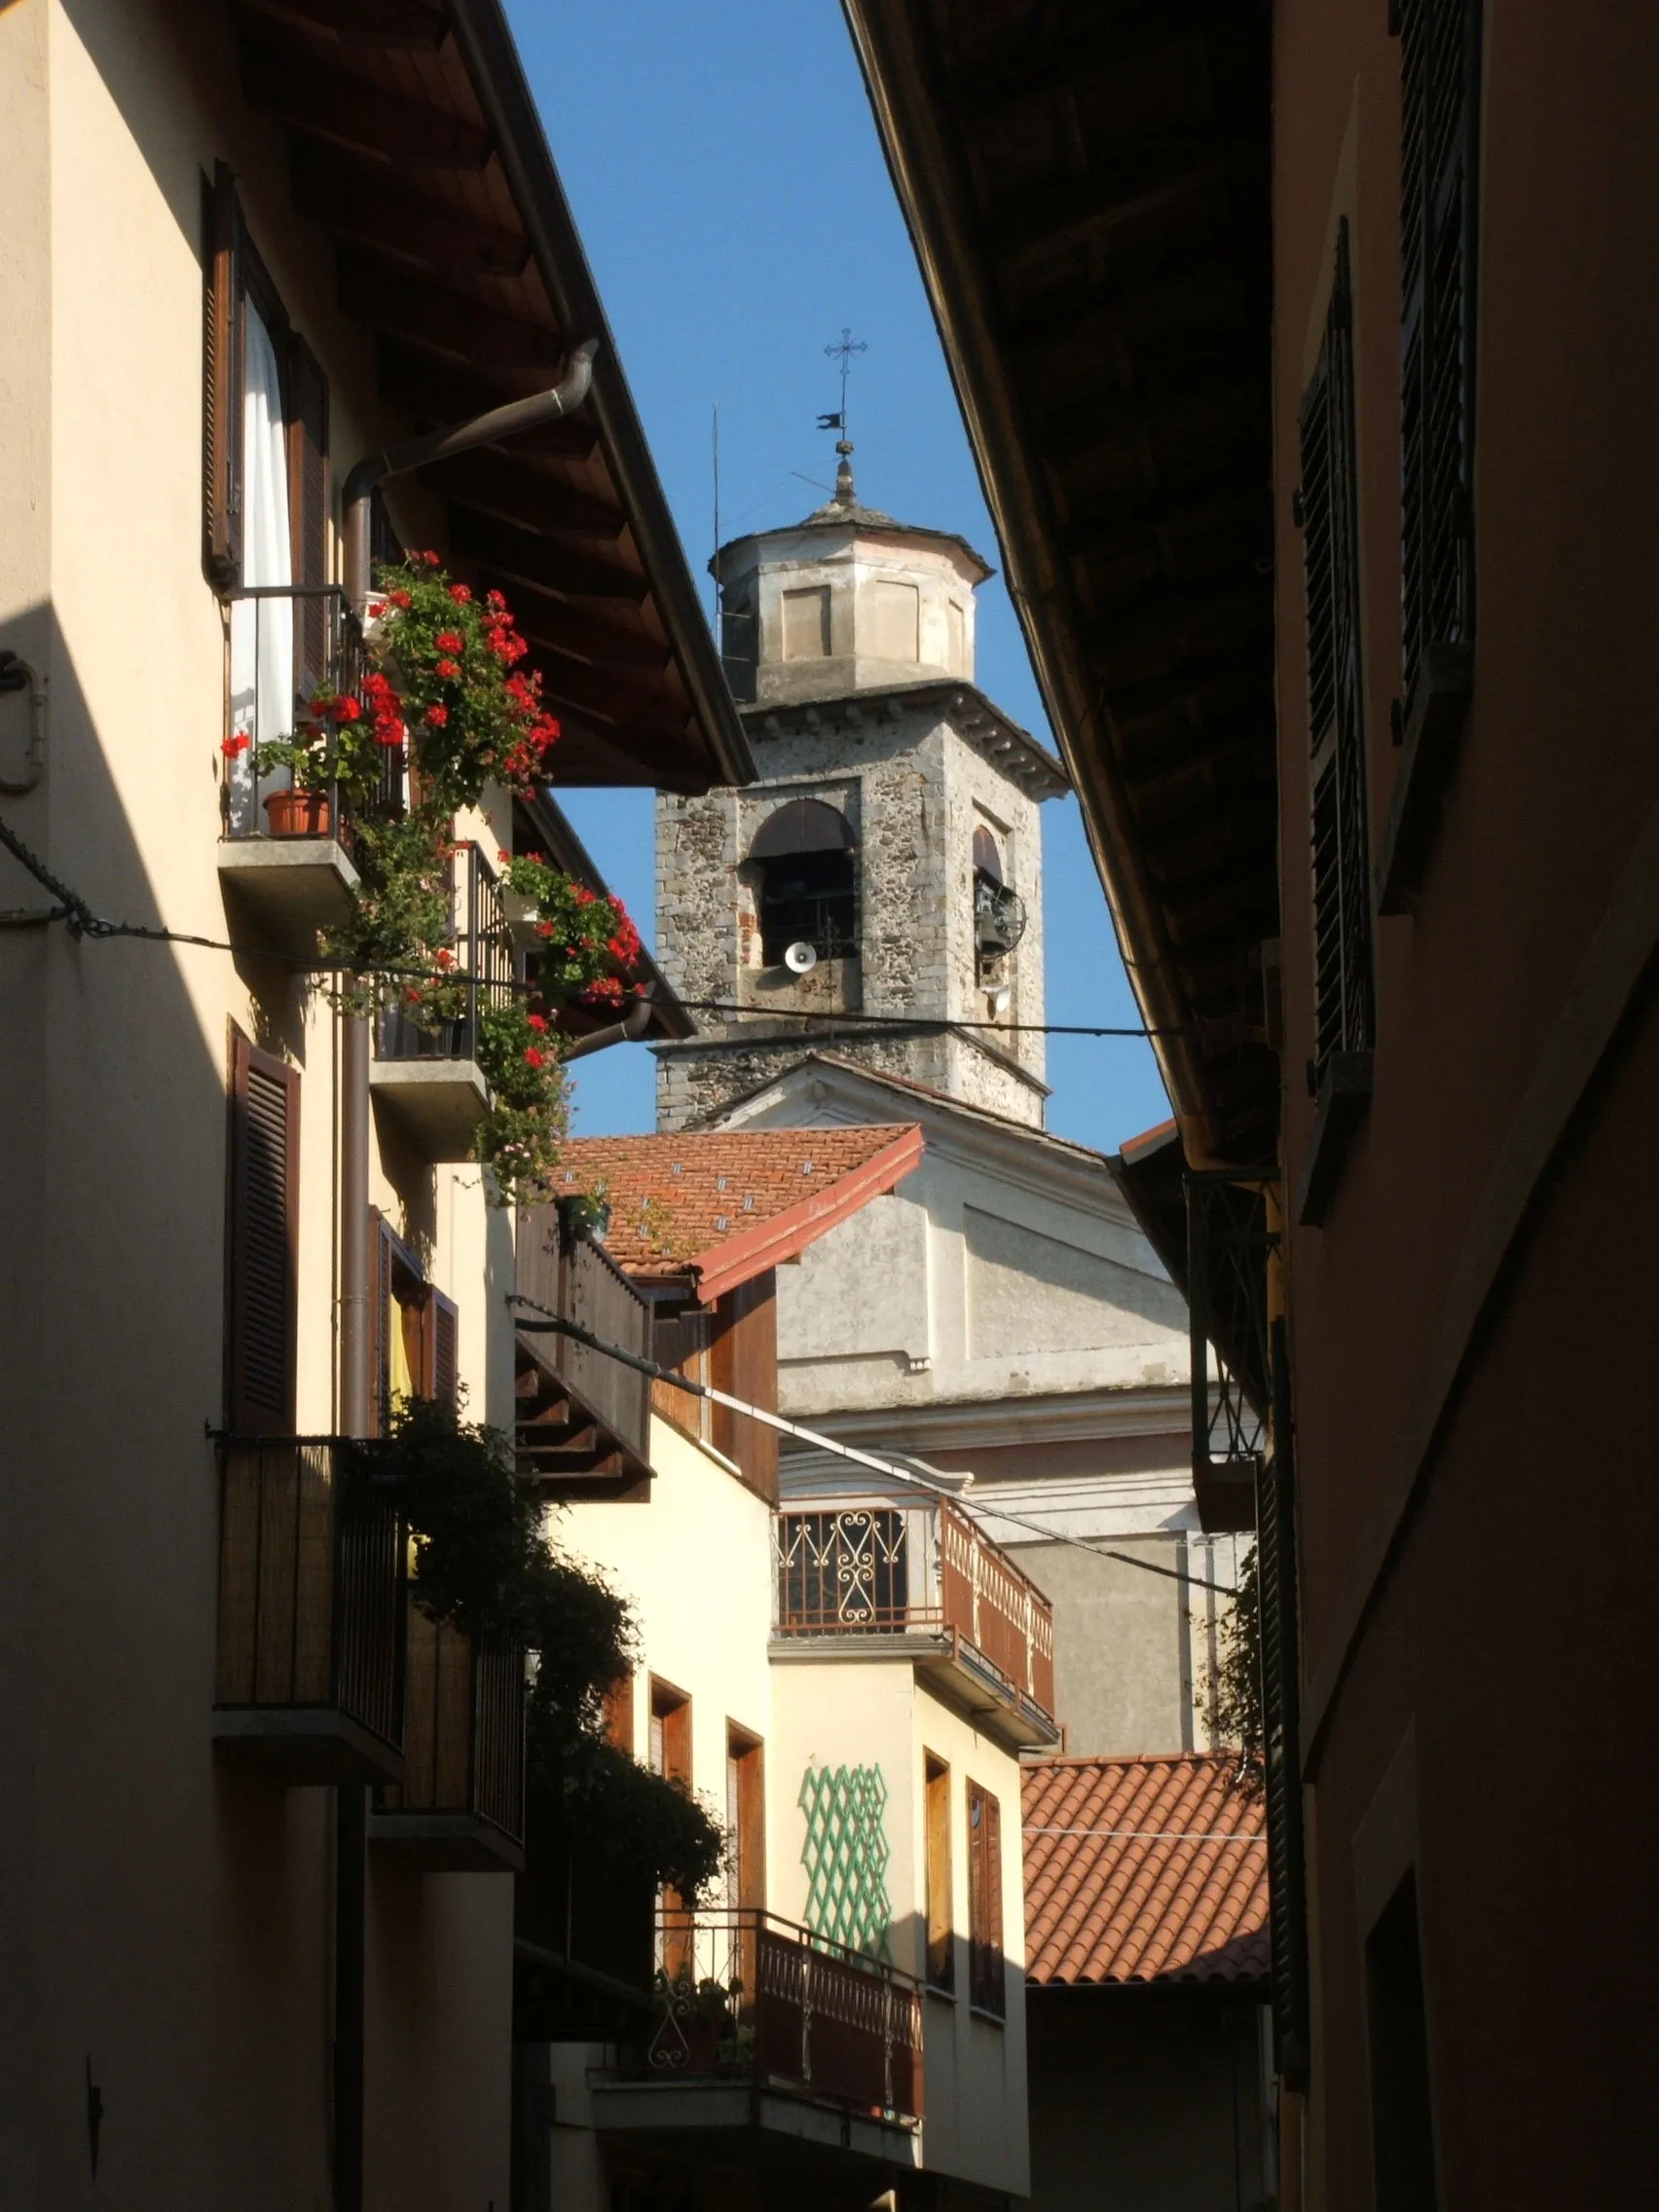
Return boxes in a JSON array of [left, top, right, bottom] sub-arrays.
[[820, 326, 867, 435]]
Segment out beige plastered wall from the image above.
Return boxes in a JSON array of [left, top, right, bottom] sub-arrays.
[[0, 3, 511, 2203], [766, 1657, 1031, 2197]]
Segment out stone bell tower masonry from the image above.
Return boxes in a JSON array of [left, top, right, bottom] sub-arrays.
[[654, 457, 1068, 1133]]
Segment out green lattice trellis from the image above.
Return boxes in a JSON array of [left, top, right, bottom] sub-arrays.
[[798, 1764, 892, 1961]]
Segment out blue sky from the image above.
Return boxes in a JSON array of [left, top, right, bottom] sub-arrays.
[[505, 0, 1171, 1153]]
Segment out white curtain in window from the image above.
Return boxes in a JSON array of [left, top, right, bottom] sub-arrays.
[[228, 301, 293, 832]]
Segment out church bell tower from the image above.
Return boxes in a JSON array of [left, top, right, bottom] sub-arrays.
[[653, 448, 1068, 1133]]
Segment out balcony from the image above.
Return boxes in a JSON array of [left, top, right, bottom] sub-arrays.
[[216, 584, 389, 959], [370, 841, 510, 1161], [371, 1608, 525, 1871], [213, 1437, 406, 1785], [773, 1501, 1057, 1749], [590, 1909, 922, 2162], [513, 1207, 653, 1497], [514, 1804, 657, 2043]]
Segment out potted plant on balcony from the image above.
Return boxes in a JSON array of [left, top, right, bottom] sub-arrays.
[[245, 686, 389, 837]]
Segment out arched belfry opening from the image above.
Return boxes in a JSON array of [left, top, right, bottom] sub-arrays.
[[751, 798, 858, 966]]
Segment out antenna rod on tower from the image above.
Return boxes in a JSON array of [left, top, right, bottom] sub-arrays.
[[711, 402, 720, 637]]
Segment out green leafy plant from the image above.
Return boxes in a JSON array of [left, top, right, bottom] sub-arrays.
[[471, 1000, 570, 1208], [1202, 1539, 1263, 1795], [378, 1396, 725, 1899], [499, 850, 646, 1011]]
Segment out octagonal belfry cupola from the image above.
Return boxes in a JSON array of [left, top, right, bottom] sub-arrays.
[[656, 453, 1067, 1136], [715, 451, 994, 706]]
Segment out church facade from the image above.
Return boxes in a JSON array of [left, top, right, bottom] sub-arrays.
[[653, 461, 1237, 1759]]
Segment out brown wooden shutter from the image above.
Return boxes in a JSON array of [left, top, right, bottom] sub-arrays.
[[287, 335, 332, 699], [203, 164, 243, 589], [1261, 1318, 1310, 2085], [427, 1288, 460, 1407], [226, 1029, 298, 1434], [967, 1781, 1005, 2015], [371, 1211, 396, 1438], [1398, 0, 1482, 713], [708, 1272, 780, 1504], [1300, 221, 1374, 1088]]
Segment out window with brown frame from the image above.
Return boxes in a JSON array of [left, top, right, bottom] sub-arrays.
[[651, 1679, 694, 1977], [203, 163, 332, 690], [1377, 0, 1483, 910], [1297, 222, 1375, 1225], [225, 1028, 299, 1435], [966, 1781, 1004, 2019], [925, 1753, 954, 1994], [370, 1212, 460, 1435], [725, 1724, 765, 1911], [603, 1671, 635, 1755], [1397, 0, 1481, 728]]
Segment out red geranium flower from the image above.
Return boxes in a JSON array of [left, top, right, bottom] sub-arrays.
[[523, 1047, 546, 1069], [420, 550, 441, 567], [535, 920, 555, 939], [527, 1013, 548, 1033], [334, 695, 362, 722], [424, 704, 449, 727], [387, 589, 413, 609], [435, 948, 455, 969], [448, 582, 472, 605], [221, 732, 249, 756], [435, 631, 464, 652], [435, 658, 461, 680]]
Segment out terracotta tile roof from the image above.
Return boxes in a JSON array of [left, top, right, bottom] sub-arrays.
[[552, 1124, 923, 1301], [1023, 1754, 1270, 1988]]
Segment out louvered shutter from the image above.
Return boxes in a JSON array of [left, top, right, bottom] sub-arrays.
[[227, 1030, 298, 1433], [288, 336, 332, 700], [203, 164, 243, 589], [427, 1289, 460, 1407], [1260, 1318, 1310, 2085], [371, 1212, 396, 1438], [1300, 222, 1375, 1088], [1398, 0, 1481, 710]]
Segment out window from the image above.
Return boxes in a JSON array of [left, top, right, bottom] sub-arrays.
[[868, 577, 919, 661], [1397, 0, 1481, 726], [225, 1028, 299, 1435], [1380, 0, 1483, 908], [651, 1679, 694, 1976], [1367, 1874, 1439, 2210], [750, 796, 857, 964], [781, 586, 830, 660], [709, 1276, 779, 1504], [1298, 222, 1374, 1222], [725, 1724, 765, 1910], [966, 1781, 1004, 2018], [925, 1754, 954, 1993], [603, 1671, 634, 1754], [371, 1213, 459, 1435], [204, 165, 332, 830], [972, 824, 1024, 969]]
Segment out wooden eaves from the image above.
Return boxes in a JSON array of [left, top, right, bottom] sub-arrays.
[[233, 0, 753, 794], [840, 0, 1278, 1164]]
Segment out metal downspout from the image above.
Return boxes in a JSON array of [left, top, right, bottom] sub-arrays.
[[330, 341, 597, 2212]]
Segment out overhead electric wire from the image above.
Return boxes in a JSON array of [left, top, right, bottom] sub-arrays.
[[510, 1292, 1239, 1598], [674, 998, 1171, 1038]]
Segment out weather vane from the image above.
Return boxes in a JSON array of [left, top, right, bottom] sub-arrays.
[[818, 326, 867, 438]]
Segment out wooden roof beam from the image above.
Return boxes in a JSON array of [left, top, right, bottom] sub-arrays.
[[337, 249, 563, 371], [448, 507, 646, 606], [292, 143, 530, 277], [483, 576, 673, 677], [239, 1, 448, 50], [420, 449, 627, 546], [239, 34, 492, 169], [515, 644, 682, 731]]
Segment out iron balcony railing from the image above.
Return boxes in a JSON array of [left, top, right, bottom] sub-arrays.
[[629, 1908, 923, 2124], [514, 1209, 654, 1483], [774, 1500, 1056, 1721], [378, 1608, 526, 1850], [376, 840, 513, 1066], [221, 583, 400, 842], [214, 1436, 406, 1759]]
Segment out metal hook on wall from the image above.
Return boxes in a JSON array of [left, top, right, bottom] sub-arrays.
[[0, 650, 48, 794]]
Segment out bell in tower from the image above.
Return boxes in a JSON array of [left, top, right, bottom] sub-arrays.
[[654, 443, 1068, 1134]]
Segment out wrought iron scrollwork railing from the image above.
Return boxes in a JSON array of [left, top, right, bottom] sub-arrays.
[[773, 1502, 1055, 1720], [634, 1908, 923, 2123]]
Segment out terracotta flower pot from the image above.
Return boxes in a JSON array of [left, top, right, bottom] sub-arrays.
[[264, 788, 332, 838]]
